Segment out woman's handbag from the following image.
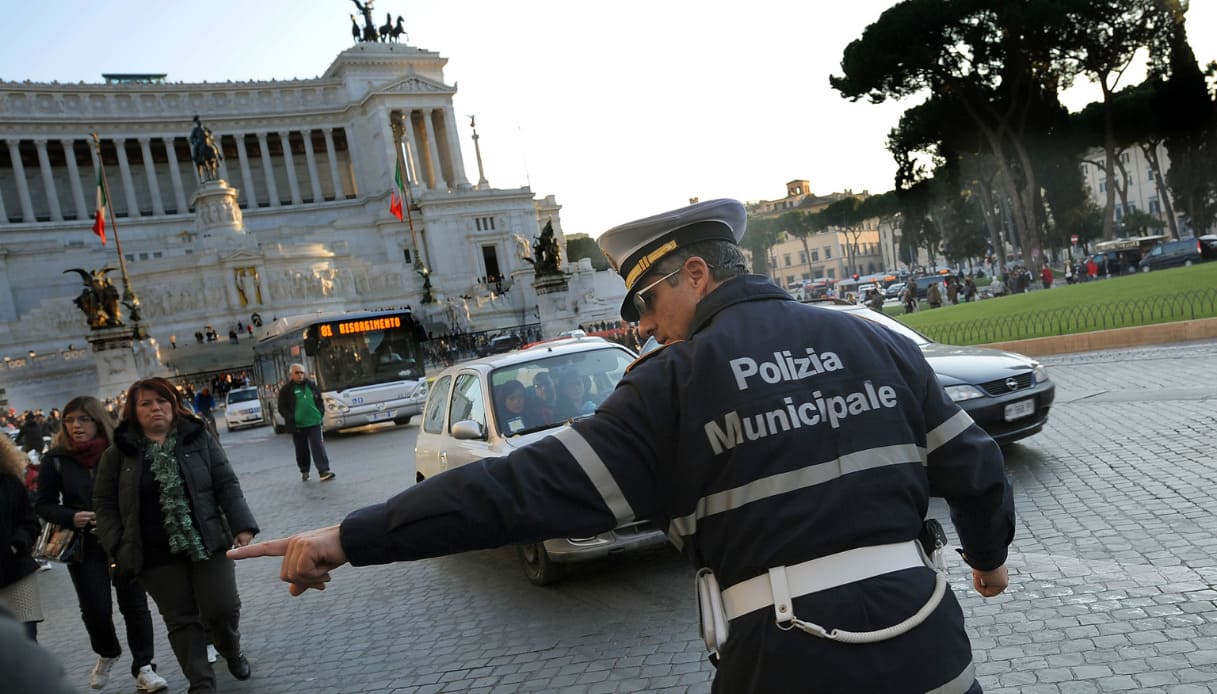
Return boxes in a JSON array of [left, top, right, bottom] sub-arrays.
[[33, 521, 84, 564]]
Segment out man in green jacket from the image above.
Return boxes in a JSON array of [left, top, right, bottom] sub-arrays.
[[276, 364, 335, 482]]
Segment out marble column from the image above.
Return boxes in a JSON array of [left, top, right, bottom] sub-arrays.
[[162, 137, 188, 213], [422, 109, 447, 190], [301, 129, 324, 203], [33, 139, 63, 221], [441, 108, 472, 190], [341, 126, 360, 196], [60, 139, 88, 220], [0, 176, 8, 224], [235, 134, 257, 207], [277, 130, 302, 205], [322, 128, 346, 200], [137, 138, 165, 216], [6, 140, 36, 222], [113, 138, 141, 218], [398, 111, 420, 186], [256, 132, 280, 207]]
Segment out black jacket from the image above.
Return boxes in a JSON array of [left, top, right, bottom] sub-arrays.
[[339, 275, 1014, 692], [277, 378, 324, 433], [92, 416, 258, 576], [35, 447, 97, 530], [0, 475, 39, 588]]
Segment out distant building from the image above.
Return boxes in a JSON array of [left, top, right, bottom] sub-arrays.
[[1078, 143, 1213, 238], [746, 181, 884, 292]]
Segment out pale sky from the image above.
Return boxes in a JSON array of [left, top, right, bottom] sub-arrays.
[[3, 1, 1215, 238]]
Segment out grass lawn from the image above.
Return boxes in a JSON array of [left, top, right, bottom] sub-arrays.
[[889, 262, 1217, 345]]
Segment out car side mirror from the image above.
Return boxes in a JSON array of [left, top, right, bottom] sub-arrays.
[[451, 420, 486, 441]]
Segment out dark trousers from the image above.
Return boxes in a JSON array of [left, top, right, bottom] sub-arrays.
[[139, 553, 242, 694], [67, 533, 156, 677], [292, 425, 331, 474]]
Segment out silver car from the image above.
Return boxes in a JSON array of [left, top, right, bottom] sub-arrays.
[[414, 336, 669, 584]]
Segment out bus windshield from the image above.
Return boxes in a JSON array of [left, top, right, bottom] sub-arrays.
[[314, 326, 424, 392]]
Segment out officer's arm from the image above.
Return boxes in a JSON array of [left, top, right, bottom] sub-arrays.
[[915, 357, 1014, 572], [339, 392, 664, 566]]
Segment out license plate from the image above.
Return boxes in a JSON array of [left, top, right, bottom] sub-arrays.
[[368, 410, 394, 422], [1004, 399, 1035, 421]]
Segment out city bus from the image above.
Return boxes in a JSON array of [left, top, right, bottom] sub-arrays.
[[253, 308, 430, 434]]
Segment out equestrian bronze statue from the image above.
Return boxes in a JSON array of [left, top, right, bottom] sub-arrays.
[[189, 115, 223, 182]]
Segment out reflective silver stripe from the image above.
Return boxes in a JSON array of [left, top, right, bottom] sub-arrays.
[[926, 409, 974, 454], [552, 428, 635, 524], [926, 660, 975, 694], [668, 443, 923, 542]]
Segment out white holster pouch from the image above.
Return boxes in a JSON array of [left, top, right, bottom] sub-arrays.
[[695, 567, 730, 659], [695, 534, 950, 655]]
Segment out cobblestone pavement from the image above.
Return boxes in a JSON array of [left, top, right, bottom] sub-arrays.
[[31, 339, 1217, 693]]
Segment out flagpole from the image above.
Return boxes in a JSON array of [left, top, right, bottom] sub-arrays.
[[393, 127, 433, 303], [91, 133, 144, 330]]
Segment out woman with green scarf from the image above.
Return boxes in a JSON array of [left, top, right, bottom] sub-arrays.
[[94, 377, 259, 694]]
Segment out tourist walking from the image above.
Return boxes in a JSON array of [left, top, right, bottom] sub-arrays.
[[36, 396, 168, 692], [0, 433, 42, 641], [276, 364, 335, 482], [93, 377, 259, 693]]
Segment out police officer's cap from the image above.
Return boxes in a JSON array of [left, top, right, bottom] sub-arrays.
[[598, 198, 746, 322]]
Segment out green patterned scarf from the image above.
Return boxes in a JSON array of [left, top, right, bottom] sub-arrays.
[[145, 433, 209, 562]]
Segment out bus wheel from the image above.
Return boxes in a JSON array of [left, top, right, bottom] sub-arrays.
[[393, 415, 412, 426]]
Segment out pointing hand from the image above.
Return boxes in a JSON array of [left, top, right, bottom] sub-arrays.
[[228, 525, 348, 597]]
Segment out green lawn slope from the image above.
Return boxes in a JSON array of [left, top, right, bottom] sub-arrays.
[[892, 262, 1217, 345]]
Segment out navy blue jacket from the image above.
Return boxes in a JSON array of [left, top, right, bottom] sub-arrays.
[[342, 275, 1014, 693]]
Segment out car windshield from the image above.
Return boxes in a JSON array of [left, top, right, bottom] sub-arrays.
[[833, 306, 932, 346], [488, 346, 634, 436], [227, 389, 258, 404]]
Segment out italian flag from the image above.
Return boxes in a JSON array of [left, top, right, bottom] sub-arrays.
[[389, 159, 405, 222], [92, 169, 107, 245]]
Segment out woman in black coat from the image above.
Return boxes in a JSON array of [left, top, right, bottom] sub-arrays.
[[36, 395, 167, 691], [0, 432, 41, 640], [94, 377, 259, 694]]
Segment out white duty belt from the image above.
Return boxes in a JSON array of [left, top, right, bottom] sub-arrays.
[[720, 540, 948, 644]]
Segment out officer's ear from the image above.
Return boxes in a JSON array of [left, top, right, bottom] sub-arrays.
[[684, 256, 714, 292]]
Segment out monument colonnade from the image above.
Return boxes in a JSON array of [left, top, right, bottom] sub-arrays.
[[0, 105, 470, 225]]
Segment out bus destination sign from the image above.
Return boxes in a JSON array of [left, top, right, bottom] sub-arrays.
[[319, 315, 403, 338]]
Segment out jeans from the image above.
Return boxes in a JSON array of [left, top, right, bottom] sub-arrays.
[[139, 553, 242, 694], [67, 533, 155, 676], [292, 425, 331, 475]]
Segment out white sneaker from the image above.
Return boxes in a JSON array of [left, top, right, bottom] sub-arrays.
[[135, 665, 169, 693], [90, 656, 119, 689], [206, 644, 219, 664]]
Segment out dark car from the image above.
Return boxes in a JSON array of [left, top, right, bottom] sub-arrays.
[[815, 301, 1054, 447], [1138, 236, 1217, 272], [477, 334, 523, 356]]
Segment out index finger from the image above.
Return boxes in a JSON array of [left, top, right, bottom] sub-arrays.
[[227, 537, 291, 560]]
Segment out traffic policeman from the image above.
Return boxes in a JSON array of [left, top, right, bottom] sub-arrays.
[[230, 198, 1014, 693]]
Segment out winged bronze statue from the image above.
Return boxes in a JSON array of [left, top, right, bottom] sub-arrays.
[[64, 267, 123, 329]]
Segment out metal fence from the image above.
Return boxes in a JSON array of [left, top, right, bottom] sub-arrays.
[[915, 288, 1217, 346], [423, 323, 543, 368]]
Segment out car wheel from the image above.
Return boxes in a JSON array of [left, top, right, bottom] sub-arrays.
[[272, 422, 285, 434], [516, 542, 566, 586], [393, 415, 412, 426], [415, 471, 424, 484], [1141, 265, 1150, 272], [1185, 259, 1193, 267]]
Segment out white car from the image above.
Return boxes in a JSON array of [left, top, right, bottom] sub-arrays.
[[415, 339, 668, 584], [223, 387, 265, 431]]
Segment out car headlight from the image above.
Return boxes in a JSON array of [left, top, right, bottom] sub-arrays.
[[944, 385, 986, 402], [324, 398, 349, 413], [1032, 364, 1050, 385]]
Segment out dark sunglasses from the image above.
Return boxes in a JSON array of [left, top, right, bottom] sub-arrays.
[[631, 267, 683, 318]]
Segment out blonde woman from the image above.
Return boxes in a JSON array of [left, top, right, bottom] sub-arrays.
[[36, 396, 167, 691], [0, 432, 41, 640]]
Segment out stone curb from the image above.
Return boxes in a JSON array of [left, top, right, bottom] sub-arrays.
[[982, 316, 1217, 357]]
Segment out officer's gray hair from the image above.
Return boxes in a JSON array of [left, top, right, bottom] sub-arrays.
[[289, 363, 306, 374], [655, 239, 750, 284]]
